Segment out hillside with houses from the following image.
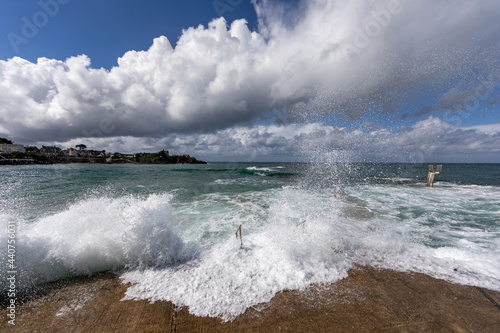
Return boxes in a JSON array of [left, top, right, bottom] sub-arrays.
[[0, 138, 206, 165]]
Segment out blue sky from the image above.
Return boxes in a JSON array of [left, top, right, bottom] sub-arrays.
[[0, 0, 499, 162], [0, 0, 258, 69]]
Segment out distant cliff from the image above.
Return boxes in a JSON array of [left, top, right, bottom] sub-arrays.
[[133, 151, 206, 164], [0, 151, 206, 165]]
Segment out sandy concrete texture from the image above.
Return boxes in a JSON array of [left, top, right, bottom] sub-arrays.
[[1, 267, 500, 332]]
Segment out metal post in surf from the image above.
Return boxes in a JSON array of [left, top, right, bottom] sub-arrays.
[[236, 225, 243, 249], [427, 164, 442, 187]]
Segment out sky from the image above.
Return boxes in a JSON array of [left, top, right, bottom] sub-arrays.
[[0, 0, 499, 163]]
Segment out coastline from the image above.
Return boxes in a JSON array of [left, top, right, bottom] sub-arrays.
[[0, 157, 207, 165], [0, 151, 207, 165], [1, 267, 499, 332]]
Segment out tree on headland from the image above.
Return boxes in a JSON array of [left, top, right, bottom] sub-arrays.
[[137, 150, 205, 164], [25, 146, 39, 153], [76, 144, 87, 151], [0, 138, 13, 144]]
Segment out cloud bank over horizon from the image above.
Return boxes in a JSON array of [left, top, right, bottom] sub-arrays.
[[52, 117, 500, 163], [1, 0, 499, 161]]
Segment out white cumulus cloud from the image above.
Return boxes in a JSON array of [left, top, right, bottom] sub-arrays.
[[0, 0, 499, 162]]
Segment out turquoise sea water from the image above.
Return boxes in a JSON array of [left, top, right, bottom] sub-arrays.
[[1, 163, 499, 320]]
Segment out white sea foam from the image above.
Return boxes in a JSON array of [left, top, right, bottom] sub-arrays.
[[122, 187, 351, 321], [121, 184, 500, 321], [0, 194, 193, 290], [245, 166, 287, 174], [246, 166, 275, 172], [2, 179, 498, 322], [342, 184, 500, 290]]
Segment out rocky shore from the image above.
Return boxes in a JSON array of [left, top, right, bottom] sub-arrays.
[[1, 267, 499, 332], [0, 153, 206, 165]]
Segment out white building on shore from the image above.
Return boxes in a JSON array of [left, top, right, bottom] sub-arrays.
[[0, 144, 26, 153]]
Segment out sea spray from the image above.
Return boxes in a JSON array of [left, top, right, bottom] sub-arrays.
[[1, 163, 499, 321], [123, 172, 500, 321], [122, 186, 353, 321], [0, 193, 194, 291]]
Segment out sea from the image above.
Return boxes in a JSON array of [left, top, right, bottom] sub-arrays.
[[1, 163, 499, 321]]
